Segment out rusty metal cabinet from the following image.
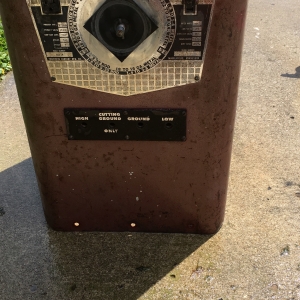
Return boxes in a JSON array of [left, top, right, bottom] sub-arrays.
[[0, 0, 247, 233]]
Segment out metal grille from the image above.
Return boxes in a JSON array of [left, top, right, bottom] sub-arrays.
[[48, 61, 202, 96]]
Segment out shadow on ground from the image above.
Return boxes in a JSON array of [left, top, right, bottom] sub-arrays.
[[281, 66, 300, 78], [0, 158, 211, 300]]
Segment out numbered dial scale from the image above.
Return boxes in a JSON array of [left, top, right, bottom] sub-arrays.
[[29, 0, 214, 96]]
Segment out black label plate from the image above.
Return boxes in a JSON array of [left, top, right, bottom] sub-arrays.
[[165, 5, 212, 61], [65, 109, 187, 141], [31, 7, 83, 61]]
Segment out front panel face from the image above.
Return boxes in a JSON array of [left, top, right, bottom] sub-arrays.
[[29, 0, 214, 96]]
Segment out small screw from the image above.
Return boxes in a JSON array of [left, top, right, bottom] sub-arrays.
[[182, 136, 187, 141], [194, 75, 200, 81], [123, 111, 128, 116], [51, 76, 56, 82], [65, 110, 71, 115], [125, 135, 130, 140], [182, 110, 187, 116], [69, 135, 74, 140]]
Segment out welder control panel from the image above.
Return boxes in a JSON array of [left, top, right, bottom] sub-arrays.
[[29, 0, 214, 96]]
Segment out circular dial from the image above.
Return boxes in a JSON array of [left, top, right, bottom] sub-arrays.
[[68, 0, 176, 75]]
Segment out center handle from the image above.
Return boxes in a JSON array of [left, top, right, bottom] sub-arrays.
[[116, 20, 126, 39]]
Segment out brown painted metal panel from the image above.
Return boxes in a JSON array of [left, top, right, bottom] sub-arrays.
[[0, 0, 247, 233]]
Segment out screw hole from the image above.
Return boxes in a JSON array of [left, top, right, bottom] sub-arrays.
[[137, 122, 144, 129], [109, 122, 116, 128], [165, 123, 173, 130], [81, 122, 88, 128]]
